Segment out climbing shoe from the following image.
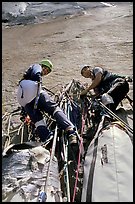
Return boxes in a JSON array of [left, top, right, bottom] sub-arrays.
[[68, 131, 78, 145]]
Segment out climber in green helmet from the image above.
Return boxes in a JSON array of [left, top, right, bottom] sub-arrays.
[[17, 59, 79, 148], [39, 59, 53, 73]]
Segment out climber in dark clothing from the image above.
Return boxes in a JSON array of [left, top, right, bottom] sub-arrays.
[[80, 65, 130, 111], [17, 59, 78, 145]]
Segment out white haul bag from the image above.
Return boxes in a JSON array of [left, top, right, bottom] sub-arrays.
[[81, 118, 133, 202]]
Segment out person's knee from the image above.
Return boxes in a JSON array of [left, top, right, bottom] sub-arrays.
[[35, 119, 46, 128], [36, 125, 50, 142], [101, 93, 114, 105], [53, 106, 62, 116], [35, 119, 50, 142]]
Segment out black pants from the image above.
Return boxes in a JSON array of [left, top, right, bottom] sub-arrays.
[[25, 91, 74, 128], [107, 78, 129, 110]]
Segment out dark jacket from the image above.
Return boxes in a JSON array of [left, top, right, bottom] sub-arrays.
[[92, 67, 125, 94], [21, 64, 42, 83]]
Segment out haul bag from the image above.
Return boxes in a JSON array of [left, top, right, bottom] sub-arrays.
[[81, 118, 133, 202]]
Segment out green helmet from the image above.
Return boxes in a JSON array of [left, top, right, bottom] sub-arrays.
[[39, 59, 53, 71]]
